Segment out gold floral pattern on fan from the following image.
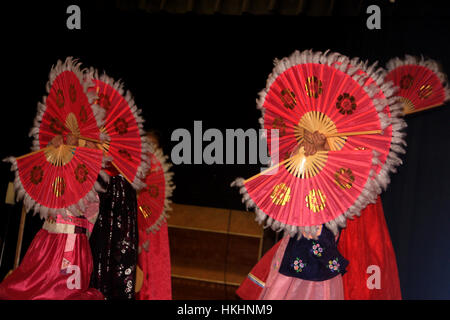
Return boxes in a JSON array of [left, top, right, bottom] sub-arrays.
[[280, 88, 297, 110], [139, 204, 151, 218], [272, 116, 287, 137], [305, 76, 323, 98], [49, 117, 65, 135], [55, 89, 65, 108], [418, 84, 433, 99], [75, 164, 89, 183], [336, 93, 357, 115], [147, 185, 159, 198], [334, 168, 355, 190], [79, 105, 88, 124], [400, 74, 414, 89], [305, 189, 326, 213], [69, 84, 77, 103], [52, 176, 66, 197], [270, 183, 291, 206], [30, 166, 44, 185], [114, 118, 128, 135]]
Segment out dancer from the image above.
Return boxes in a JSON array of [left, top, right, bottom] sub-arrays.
[[136, 130, 173, 300], [237, 199, 402, 300], [232, 49, 406, 300], [88, 162, 139, 300], [236, 135, 400, 300], [86, 69, 151, 300], [238, 131, 348, 300], [0, 135, 103, 300]]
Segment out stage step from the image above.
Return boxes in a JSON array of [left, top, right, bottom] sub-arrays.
[[168, 203, 264, 300]]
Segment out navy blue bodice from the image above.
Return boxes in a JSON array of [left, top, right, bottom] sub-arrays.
[[278, 226, 348, 281]]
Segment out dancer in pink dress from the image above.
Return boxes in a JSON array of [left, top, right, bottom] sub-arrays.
[[0, 135, 104, 300]]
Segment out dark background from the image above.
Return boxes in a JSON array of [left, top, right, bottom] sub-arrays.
[[0, 0, 449, 299]]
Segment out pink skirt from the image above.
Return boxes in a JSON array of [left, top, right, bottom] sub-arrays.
[[259, 236, 344, 300], [0, 229, 103, 300]]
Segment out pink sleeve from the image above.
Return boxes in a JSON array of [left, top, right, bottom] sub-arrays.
[[83, 194, 100, 233]]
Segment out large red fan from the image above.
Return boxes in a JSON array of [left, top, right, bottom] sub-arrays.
[[21, 57, 108, 218], [385, 55, 450, 114], [233, 50, 396, 238], [87, 71, 151, 190], [29, 57, 105, 151], [4, 145, 104, 218], [137, 144, 175, 233]]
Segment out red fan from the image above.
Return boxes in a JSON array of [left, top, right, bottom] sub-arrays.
[[29, 57, 104, 151], [233, 50, 392, 238], [137, 146, 175, 233], [88, 72, 150, 190], [332, 59, 406, 191], [4, 145, 103, 218], [385, 55, 450, 115]]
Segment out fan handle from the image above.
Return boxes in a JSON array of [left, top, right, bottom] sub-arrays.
[[325, 130, 381, 138]]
